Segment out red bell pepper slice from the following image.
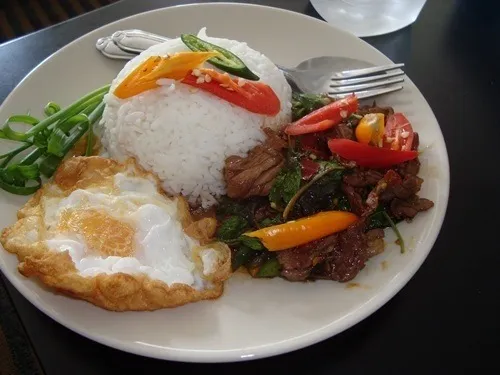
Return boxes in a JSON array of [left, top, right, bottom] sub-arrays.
[[327, 139, 418, 168], [284, 94, 358, 135], [182, 70, 280, 116]]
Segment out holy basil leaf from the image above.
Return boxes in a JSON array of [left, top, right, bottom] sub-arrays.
[[259, 215, 282, 228], [365, 206, 402, 231], [256, 257, 281, 278], [292, 169, 344, 217], [336, 194, 351, 211], [291, 92, 333, 121], [216, 216, 248, 241], [216, 196, 250, 221], [366, 210, 389, 230], [231, 245, 257, 271], [238, 235, 264, 250], [269, 161, 301, 208]]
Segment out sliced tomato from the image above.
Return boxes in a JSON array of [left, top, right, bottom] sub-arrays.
[[300, 158, 320, 180], [284, 95, 358, 135], [327, 139, 418, 168], [383, 113, 415, 151], [182, 69, 280, 116]]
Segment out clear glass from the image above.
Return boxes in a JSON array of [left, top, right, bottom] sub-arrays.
[[310, 0, 428, 37]]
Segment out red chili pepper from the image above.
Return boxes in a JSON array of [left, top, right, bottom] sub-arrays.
[[285, 119, 336, 136], [300, 158, 320, 180], [285, 95, 358, 135], [327, 139, 418, 168], [182, 69, 280, 116]]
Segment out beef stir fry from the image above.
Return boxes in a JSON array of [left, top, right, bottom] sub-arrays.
[[216, 93, 434, 282]]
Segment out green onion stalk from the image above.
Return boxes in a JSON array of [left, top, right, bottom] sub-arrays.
[[0, 84, 110, 195]]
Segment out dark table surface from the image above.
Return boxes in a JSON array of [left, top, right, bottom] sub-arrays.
[[1, 0, 499, 373]]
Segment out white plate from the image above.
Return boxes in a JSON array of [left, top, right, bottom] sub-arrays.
[[0, 3, 449, 363]]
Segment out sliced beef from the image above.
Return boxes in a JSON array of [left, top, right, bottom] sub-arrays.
[[343, 169, 384, 187], [316, 221, 370, 282], [224, 128, 287, 199], [341, 183, 365, 216], [366, 228, 385, 258], [379, 174, 424, 202], [390, 196, 434, 219], [357, 103, 395, 118], [342, 170, 400, 217], [278, 221, 388, 283], [396, 133, 421, 176], [262, 127, 288, 150], [366, 228, 385, 240], [397, 158, 421, 177], [365, 170, 402, 215], [277, 234, 339, 281], [252, 199, 278, 223], [328, 123, 355, 140]]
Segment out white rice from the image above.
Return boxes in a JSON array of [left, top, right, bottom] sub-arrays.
[[99, 28, 292, 207]]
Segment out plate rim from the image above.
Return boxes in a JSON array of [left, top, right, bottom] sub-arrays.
[[0, 2, 450, 363]]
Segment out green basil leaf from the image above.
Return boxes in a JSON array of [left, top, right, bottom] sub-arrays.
[[269, 161, 301, 208], [231, 245, 257, 271], [238, 235, 264, 251], [256, 258, 281, 278], [216, 216, 248, 241], [259, 215, 282, 228], [291, 93, 333, 121]]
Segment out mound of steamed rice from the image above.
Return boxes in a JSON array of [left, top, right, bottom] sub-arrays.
[[99, 28, 292, 207]]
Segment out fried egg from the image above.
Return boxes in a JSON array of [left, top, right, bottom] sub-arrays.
[[1, 157, 231, 311]]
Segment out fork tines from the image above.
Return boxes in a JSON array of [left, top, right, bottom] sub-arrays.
[[329, 63, 405, 99]]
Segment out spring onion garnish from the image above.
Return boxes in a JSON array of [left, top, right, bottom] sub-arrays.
[[382, 211, 405, 253], [0, 85, 109, 195], [181, 34, 260, 81]]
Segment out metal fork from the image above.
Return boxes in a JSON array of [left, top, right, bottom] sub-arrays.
[[95, 29, 405, 99]]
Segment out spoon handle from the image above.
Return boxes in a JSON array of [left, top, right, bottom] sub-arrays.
[[111, 30, 169, 54], [95, 36, 138, 60]]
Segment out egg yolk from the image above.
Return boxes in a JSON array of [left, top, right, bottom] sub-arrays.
[[58, 209, 136, 257]]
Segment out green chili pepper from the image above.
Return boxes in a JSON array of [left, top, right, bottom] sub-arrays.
[[181, 34, 260, 81]]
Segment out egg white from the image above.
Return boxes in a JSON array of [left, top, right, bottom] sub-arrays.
[[42, 172, 218, 288]]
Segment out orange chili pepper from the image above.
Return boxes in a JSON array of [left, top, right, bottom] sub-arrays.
[[245, 211, 358, 251]]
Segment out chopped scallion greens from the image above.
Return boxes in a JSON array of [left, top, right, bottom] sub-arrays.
[[0, 85, 109, 195]]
